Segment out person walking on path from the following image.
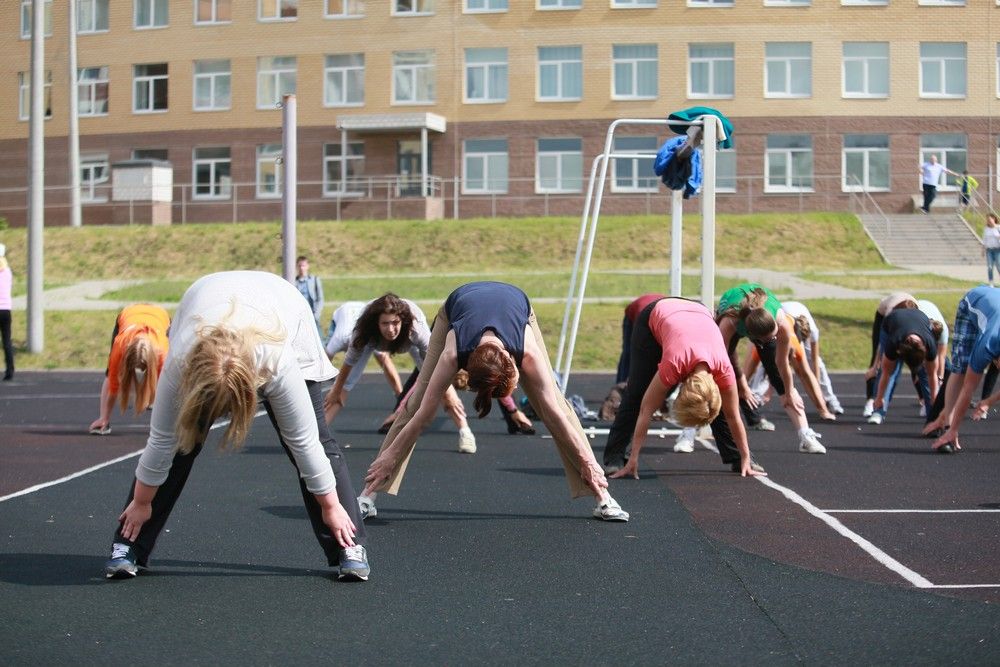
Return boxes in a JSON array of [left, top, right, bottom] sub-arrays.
[[103, 271, 370, 582], [919, 155, 957, 214], [357, 281, 629, 523], [0, 244, 13, 381], [294, 255, 324, 334], [982, 213, 1000, 287]]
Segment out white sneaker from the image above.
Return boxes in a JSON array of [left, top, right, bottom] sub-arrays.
[[751, 418, 775, 431], [862, 399, 875, 418], [593, 496, 629, 522], [918, 404, 926, 418], [357, 495, 377, 520], [673, 428, 696, 453], [457, 427, 477, 454], [798, 429, 827, 454], [867, 412, 883, 425], [827, 400, 845, 416]]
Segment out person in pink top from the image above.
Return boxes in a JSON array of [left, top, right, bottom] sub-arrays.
[[0, 243, 13, 381], [603, 297, 765, 479]]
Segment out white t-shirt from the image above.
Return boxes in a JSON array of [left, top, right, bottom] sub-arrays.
[[983, 226, 1000, 250], [917, 299, 950, 347], [922, 161, 946, 186], [779, 301, 819, 350], [136, 271, 338, 495]]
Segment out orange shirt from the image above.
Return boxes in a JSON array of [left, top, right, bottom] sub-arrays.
[[107, 304, 170, 395]]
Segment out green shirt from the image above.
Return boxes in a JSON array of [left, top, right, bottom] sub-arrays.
[[716, 283, 781, 338]]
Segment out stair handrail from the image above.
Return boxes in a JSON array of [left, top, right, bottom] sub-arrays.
[[847, 174, 891, 263]]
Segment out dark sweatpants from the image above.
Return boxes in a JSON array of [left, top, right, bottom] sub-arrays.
[[112, 380, 366, 567]]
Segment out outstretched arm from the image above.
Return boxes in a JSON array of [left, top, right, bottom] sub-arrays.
[[89, 377, 116, 431], [323, 364, 352, 424], [610, 374, 669, 480]]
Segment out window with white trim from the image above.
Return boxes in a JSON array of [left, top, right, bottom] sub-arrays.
[[325, 54, 365, 106], [465, 48, 508, 103], [612, 0, 656, 6], [716, 148, 736, 193], [997, 43, 1000, 98], [133, 63, 168, 113], [257, 56, 297, 108], [842, 0, 887, 4], [259, 0, 297, 21], [843, 42, 889, 98], [538, 0, 581, 8], [133, 148, 169, 161], [613, 45, 657, 100], [765, 42, 811, 98], [193, 147, 231, 199], [612, 136, 658, 193], [326, 0, 365, 17], [536, 138, 583, 193], [323, 142, 365, 195], [688, 0, 733, 6], [194, 60, 231, 111], [920, 42, 966, 98], [20, 0, 52, 38], [918, 0, 964, 5], [688, 43, 734, 99], [18, 71, 52, 121], [765, 0, 808, 5], [842, 134, 889, 192], [765, 134, 813, 192], [392, 51, 435, 104], [921, 134, 966, 190], [394, 0, 434, 15], [135, 0, 168, 28], [196, 0, 232, 24], [466, 0, 507, 10], [463, 139, 509, 194], [78, 0, 109, 33], [538, 46, 582, 101], [256, 144, 283, 198], [78, 67, 109, 117], [80, 155, 110, 202]]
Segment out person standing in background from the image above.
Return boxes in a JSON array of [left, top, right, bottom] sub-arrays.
[[982, 213, 1000, 287], [919, 155, 957, 214], [295, 255, 324, 334], [0, 243, 13, 381]]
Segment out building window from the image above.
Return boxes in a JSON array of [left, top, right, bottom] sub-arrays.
[[19, 71, 53, 121], [765, 42, 811, 98], [538, 0, 581, 8], [612, 45, 657, 100], [688, 43, 734, 99], [78, 67, 109, 117], [538, 46, 582, 101], [920, 42, 966, 98], [133, 63, 168, 113], [997, 43, 1000, 98], [536, 138, 583, 193], [196, 0, 232, 24], [323, 142, 365, 195], [325, 54, 365, 106], [78, 0, 109, 33], [688, 0, 733, 6], [463, 139, 509, 194], [20, 0, 52, 38], [612, 136, 658, 193], [765, 0, 809, 5], [326, 0, 365, 17], [765, 134, 813, 192], [921, 134, 966, 190], [256, 144, 283, 198], [465, 0, 507, 11], [257, 56, 297, 108], [394, 0, 433, 15], [716, 148, 737, 193], [465, 48, 508, 103], [133, 148, 169, 161], [134, 0, 168, 28], [393, 51, 435, 104], [842, 0, 887, 4], [843, 42, 889, 98], [80, 155, 110, 202], [193, 147, 231, 199], [843, 134, 890, 192], [259, 0, 297, 21], [612, 0, 656, 6], [918, 0, 964, 5], [194, 60, 231, 111]]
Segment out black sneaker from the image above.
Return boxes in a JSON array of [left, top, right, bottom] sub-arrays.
[[730, 459, 766, 474], [338, 545, 370, 581], [104, 543, 139, 579]]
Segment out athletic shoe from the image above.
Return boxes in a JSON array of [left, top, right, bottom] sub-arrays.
[[338, 545, 370, 582], [730, 458, 766, 474], [798, 429, 827, 454], [593, 496, 630, 522], [936, 443, 955, 454], [918, 405, 927, 418], [357, 495, 377, 520], [750, 418, 775, 432], [89, 425, 112, 435], [862, 399, 875, 418], [673, 429, 696, 453], [603, 464, 622, 475], [827, 400, 845, 416], [104, 543, 138, 579], [867, 412, 883, 425], [457, 427, 477, 454]]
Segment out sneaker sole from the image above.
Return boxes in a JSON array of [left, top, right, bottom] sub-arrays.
[[337, 570, 370, 582], [104, 566, 138, 579]]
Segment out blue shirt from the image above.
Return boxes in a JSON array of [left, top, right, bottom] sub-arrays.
[[445, 282, 529, 369], [964, 286, 1000, 373]]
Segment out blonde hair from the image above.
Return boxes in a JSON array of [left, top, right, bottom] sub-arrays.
[[117, 334, 161, 414], [452, 369, 470, 391], [793, 315, 812, 344], [672, 370, 722, 427]]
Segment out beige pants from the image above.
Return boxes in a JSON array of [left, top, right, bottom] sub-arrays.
[[378, 306, 594, 499]]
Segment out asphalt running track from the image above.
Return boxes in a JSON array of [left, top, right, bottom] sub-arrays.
[[1, 371, 998, 665]]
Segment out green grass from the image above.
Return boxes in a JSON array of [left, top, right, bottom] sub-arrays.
[[800, 272, 978, 291]]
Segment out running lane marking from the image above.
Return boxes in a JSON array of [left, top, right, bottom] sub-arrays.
[[823, 509, 1000, 513]]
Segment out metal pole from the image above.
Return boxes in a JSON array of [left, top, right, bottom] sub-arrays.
[[27, 0, 46, 353], [420, 126, 428, 198], [281, 94, 297, 282], [700, 117, 717, 307], [670, 189, 683, 296], [68, 0, 81, 227]]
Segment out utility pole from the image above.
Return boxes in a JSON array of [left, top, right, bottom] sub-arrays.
[[281, 94, 297, 282], [27, 0, 46, 353], [68, 0, 82, 228]]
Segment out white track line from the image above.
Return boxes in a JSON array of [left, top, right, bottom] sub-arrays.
[[823, 509, 1000, 514]]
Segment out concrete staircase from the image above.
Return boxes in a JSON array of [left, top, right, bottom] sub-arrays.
[[857, 212, 982, 267]]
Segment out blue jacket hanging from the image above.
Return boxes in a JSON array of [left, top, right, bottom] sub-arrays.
[[653, 136, 702, 199]]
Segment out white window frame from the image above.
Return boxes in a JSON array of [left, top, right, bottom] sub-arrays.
[[612, 0, 657, 6], [610, 136, 658, 194], [78, 0, 110, 34], [920, 42, 967, 99], [80, 155, 110, 203], [841, 0, 887, 4], [324, 54, 365, 107], [19, 71, 53, 121], [538, 0, 581, 8], [256, 144, 283, 199], [687, 0, 733, 6], [921, 135, 966, 192], [134, 0, 169, 29], [842, 135, 890, 193], [465, 0, 507, 12], [765, 0, 809, 5], [192, 147, 232, 200], [20, 0, 53, 39], [462, 139, 509, 195], [325, 0, 365, 18], [259, 0, 297, 21], [78, 66, 109, 117], [612, 44, 658, 100], [257, 56, 297, 109], [193, 60, 231, 111], [465, 48, 508, 104], [133, 63, 169, 114], [842, 42, 889, 99], [765, 135, 814, 193], [688, 43, 734, 99], [918, 0, 964, 5], [392, 50, 436, 105], [393, 0, 434, 15], [195, 0, 232, 24], [765, 42, 812, 98], [536, 138, 583, 194], [538, 46, 583, 102], [323, 142, 365, 196]]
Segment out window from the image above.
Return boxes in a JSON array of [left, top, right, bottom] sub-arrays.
[[765, 42, 811, 98], [539, 0, 581, 8], [920, 42, 966, 98], [326, 0, 365, 17], [78, 67, 109, 117], [394, 0, 433, 14], [20, 0, 52, 38], [256, 145, 282, 198], [466, 0, 507, 11], [194, 60, 231, 111], [842, 134, 890, 192], [842, 0, 887, 4], [997, 43, 1000, 98], [463, 139, 509, 194], [196, 0, 231, 23], [716, 149, 737, 193], [80, 155, 110, 202], [688, 0, 733, 5], [325, 54, 365, 106], [78, 0, 109, 33], [19, 71, 53, 121], [689, 43, 734, 98], [465, 48, 508, 103], [393, 51, 435, 104], [843, 42, 889, 98], [765, 134, 813, 192], [193, 147, 231, 199], [612, 0, 656, 6], [765, 0, 808, 4], [921, 134, 966, 190], [538, 46, 582, 101], [259, 0, 297, 21], [133, 63, 169, 113], [133, 148, 169, 161], [135, 0, 168, 28], [536, 138, 582, 193], [257, 56, 297, 108], [611, 136, 658, 193], [918, 0, 964, 5], [323, 142, 365, 195], [613, 45, 657, 100]]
